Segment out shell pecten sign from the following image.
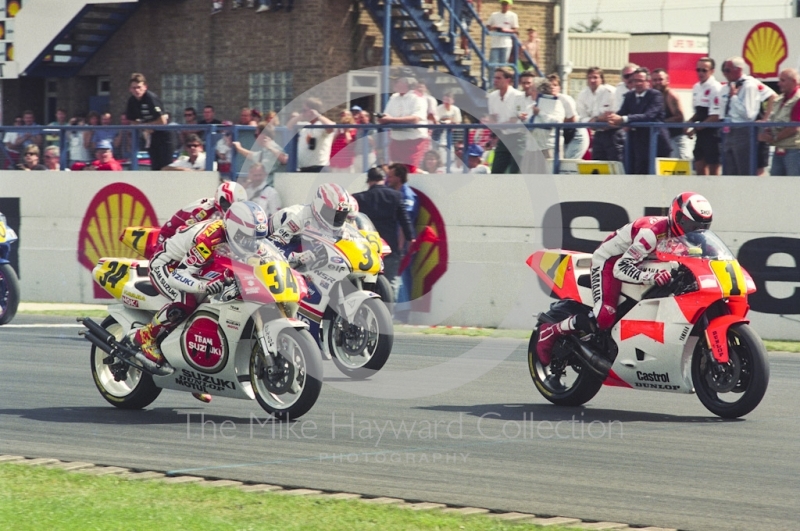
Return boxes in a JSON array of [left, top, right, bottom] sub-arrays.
[[743, 22, 788, 78]]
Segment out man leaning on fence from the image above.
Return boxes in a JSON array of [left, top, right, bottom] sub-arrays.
[[759, 68, 800, 176]]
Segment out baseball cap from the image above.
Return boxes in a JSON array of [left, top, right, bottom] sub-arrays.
[[351, 105, 363, 112], [95, 139, 113, 150], [467, 144, 484, 158]]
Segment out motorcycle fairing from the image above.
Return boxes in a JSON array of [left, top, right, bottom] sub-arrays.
[[119, 226, 161, 259], [705, 314, 749, 364], [526, 250, 587, 302]]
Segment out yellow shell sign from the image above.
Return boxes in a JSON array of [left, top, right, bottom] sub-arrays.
[[743, 22, 788, 78]]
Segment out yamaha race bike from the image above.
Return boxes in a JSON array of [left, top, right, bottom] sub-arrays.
[[0, 212, 20, 325], [351, 212, 394, 307], [526, 230, 769, 419], [79, 234, 322, 420], [291, 224, 394, 379]]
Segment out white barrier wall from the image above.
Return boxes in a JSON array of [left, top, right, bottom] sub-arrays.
[[0, 171, 220, 303], [275, 173, 800, 340], [4, 171, 800, 339]]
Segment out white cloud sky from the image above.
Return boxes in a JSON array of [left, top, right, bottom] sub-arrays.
[[569, 0, 795, 35]]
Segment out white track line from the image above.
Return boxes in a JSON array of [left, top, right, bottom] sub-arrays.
[[1, 324, 85, 328]]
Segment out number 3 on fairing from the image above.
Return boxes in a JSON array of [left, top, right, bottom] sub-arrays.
[[99, 261, 129, 289], [358, 243, 374, 271], [265, 263, 298, 295]]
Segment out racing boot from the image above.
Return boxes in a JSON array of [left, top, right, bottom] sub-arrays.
[[192, 393, 212, 403], [133, 323, 174, 376], [536, 316, 578, 366]]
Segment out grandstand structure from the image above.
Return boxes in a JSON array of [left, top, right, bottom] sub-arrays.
[[0, 0, 556, 124]]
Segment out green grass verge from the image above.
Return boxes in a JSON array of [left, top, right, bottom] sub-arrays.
[[0, 463, 576, 531], [17, 309, 109, 318]]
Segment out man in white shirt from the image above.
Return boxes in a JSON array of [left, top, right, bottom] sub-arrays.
[[715, 56, 776, 175], [486, 66, 525, 173], [517, 74, 565, 174], [688, 57, 723, 175], [286, 97, 335, 172], [379, 74, 429, 173], [163, 134, 215, 171], [576, 67, 621, 162], [434, 92, 462, 145], [486, 0, 519, 66], [547, 73, 589, 160]]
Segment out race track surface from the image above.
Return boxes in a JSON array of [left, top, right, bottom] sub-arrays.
[[1, 315, 798, 531]]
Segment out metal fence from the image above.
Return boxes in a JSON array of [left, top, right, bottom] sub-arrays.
[[1, 120, 794, 176]]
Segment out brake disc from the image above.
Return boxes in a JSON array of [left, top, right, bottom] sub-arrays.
[[705, 349, 742, 393]]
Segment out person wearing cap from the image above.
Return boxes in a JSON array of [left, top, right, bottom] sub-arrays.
[[352, 167, 415, 284], [84, 139, 123, 171], [16, 145, 46, 171], [466, 144, 490, 174], [487, 0, 519, 66], [351, 105, 363, 114], [379, 74, 429, 173]]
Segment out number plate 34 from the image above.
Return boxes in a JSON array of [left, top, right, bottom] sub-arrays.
[[94, 259, 135, 299]]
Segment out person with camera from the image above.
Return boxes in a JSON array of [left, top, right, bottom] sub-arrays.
[[286, 97, 335, 172]]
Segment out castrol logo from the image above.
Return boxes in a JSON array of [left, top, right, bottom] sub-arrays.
[[743, 22, 788, 78]]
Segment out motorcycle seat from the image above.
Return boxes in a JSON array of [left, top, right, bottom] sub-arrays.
[[134, 280, 160, 297], [577, 274, 591, 289]]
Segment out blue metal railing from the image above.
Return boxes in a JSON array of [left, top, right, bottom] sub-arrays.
[[2, 120, 792, 176]]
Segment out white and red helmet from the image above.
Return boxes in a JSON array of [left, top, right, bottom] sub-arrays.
[[669, 192, 712, 236], [215, 181, 247, 213], [311, 183, 352, 233], [224, 201, 268, 256]]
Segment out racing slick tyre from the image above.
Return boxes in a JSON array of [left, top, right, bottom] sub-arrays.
[[327, 297, 393, 379], [90, 317, 162, 409], [365, 274, 395, 310], [692, 323, 769, 419], [528, 328, 603, 407], [0, 263, 20, 325], [251, 327, 323, 421]]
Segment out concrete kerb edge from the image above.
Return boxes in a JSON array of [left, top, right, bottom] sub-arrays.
[[0, 455, 685, 530]]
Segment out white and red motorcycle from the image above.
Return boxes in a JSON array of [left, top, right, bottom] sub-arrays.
[[527, 230, 769, 419], [79, 232, 322, 420]]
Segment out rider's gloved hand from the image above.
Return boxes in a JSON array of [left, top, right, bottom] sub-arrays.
[[653, 269, 671, 286], [289, 250, 315, 266], [205, 278, 225, 295]]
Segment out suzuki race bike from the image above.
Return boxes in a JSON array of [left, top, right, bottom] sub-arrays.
[[79, 229, 322, 420], [291, 223, 394, 379], [0, 212, 20, 325], [527, 230, 769, 419]]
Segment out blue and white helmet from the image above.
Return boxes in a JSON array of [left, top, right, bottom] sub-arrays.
[[224, 201, 268, 256]]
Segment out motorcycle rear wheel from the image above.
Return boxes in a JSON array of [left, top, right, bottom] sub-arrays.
[[0, 263, 20, 325], [90, 317, 161, 409], [528, 329, 603, 406], [692, 323, 769, 419], [327, 297, 393, 379], [251, 328, 323, 421]]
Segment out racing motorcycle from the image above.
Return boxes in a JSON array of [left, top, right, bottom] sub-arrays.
[[78, 237, 323, 420], [291, 223, 394, 379], [350, 212, 394, 307], [0, 212, 20, 325], [526, 230, 769, 419]]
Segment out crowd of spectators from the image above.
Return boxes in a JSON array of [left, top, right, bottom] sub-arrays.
[[4, 56, 798, 177]]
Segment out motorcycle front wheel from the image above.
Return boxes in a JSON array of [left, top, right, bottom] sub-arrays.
[[528, 329, 603, 407], [692, 323, 769, 419], [251, 328, 323, 421], [90, 317, 161, 409], [327, 297, 393, 379], [0, 263, 20, 325]]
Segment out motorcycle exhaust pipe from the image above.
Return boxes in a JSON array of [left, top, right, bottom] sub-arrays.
[[569, 336, 612, 379], [77, 317, 115, 345], [82, 330, 116, 357]]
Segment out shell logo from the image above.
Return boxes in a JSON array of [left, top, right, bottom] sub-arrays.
[[408, 188, 447, 311], [7, 0, 21, 17], [743, 22, 788, 78], [78, 183, 159, 298], [5, 43, 12, 62], [0, 22, 5, 40]]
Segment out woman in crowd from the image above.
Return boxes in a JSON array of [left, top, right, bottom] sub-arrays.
[[17, 145, 46, 171]]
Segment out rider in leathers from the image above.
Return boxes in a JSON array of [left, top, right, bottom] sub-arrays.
[[536, 192, 713, 369], [129, 201, 269, 403], [268, 183, 354, 265], [157, 181, 247, 244]]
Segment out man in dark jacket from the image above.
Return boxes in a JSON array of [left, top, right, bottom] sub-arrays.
[[353, 167, 415, 283], [607, 67, 671, 174]]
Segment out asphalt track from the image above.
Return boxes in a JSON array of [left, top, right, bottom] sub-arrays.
[[1, 314, 799, 531]]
